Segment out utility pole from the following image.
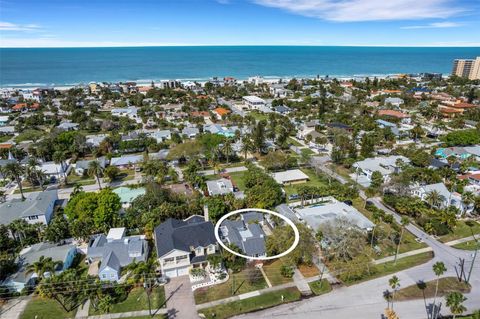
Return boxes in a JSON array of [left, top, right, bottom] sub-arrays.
[[144, 274, 152, 316], [466, 239, 479, 284]]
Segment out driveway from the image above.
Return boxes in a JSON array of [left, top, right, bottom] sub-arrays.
[[164, 276, 198, 319]]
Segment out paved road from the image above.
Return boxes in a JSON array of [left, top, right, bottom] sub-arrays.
[[199, 166, 248, 176], [0, 297, 31, 319], [164, 276, 198, 319], [6, 177, 142, 200], [232, 159, 480, 319]]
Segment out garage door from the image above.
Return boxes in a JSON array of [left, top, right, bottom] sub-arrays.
[[164, 268, 178, 278], [177, 266, 189, 276], [164, 266, 189, 278]]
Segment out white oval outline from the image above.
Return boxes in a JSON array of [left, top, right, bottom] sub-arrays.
[[214, 208, 300, 261]]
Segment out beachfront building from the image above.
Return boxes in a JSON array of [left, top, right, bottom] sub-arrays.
[[452, 57, 480, 80]]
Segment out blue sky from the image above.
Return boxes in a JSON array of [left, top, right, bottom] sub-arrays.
[[0, 0, 479, 47]]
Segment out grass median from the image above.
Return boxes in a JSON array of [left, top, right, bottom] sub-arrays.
[[198, 287, 301, 319]]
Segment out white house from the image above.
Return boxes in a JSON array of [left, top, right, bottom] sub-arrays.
[[353, 155, 410, 184], [411, 182, 473, 215], [153, 216, 218, 278], [272, 169, 309, 185], [0, 190, 58, 226], [242, 96, 266, 110]]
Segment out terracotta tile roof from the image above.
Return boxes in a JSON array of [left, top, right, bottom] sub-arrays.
[[0, 143, 13, 149], [12, 103, 26, 110], [451, 102, 476, 109], [191, 111, 210, 117], [214, 107, 230, 116], [440, 107, 463, 114], [378, 109, 409, 118]]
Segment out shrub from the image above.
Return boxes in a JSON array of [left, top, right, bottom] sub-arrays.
[[280, 265, 295, 278]]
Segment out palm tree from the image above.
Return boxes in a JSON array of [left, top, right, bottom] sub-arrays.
[[371, 211, 381, 248], [462, 191, 475, 212], [98, 295, 113, 314], [26, 256, 62, 280], [240, 135, 253, 161], [388, 275, 400, 310], [2, 162, 26, 200], [445, 292, 467, 319], [88, 160, 104, 190], [221, 139, 234, 164], [394, 216, 410, 264], [425, 190, 444, 209], [432, 261, 447, 319], [25, 158, 41, 189], [52, 150, 68, 185]]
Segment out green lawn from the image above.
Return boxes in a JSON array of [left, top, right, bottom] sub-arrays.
[[439, 221, 480, 243], [396, 277, 470, 301], [123, 316, 166, 319], [308, 279, 332, 296], [452, 239, 480, 251], [198, 287, 301, 319], [353, 198, 427, 258], [301, 148, 315, 156], [0, 135, 12, 143], [194, 268, 268, 304], [249, 110, 269, 121], [228, 171, 247, 191], [20, 297, 76, 319], [117, 168, 136, 181], [262, 259, 294, 286], [283, 168, 331, 199], [89, 287, 166, 315], [67, 173, 97, 186], [342, 251, 434, 286], [287, 137, 303, 147]]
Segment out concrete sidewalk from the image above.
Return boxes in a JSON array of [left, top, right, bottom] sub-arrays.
[[196, 282, 296, 310]]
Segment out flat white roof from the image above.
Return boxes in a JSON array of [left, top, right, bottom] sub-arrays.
[[107, 227, 126, 240], [272, 169, 309, 184], [243, 96, 265, 103], [297, 202, 374, 231]]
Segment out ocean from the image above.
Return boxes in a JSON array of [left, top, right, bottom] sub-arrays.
[[1, 46, 480, 87]]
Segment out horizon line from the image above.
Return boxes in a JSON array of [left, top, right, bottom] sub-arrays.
[[1, 44, 480, 49]]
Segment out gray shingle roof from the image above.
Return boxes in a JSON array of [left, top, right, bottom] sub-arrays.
[[87, 233, 148, 269], [220, 218, 266, 257], [153, 218, 216, 257], [0, 190, 57, 225]]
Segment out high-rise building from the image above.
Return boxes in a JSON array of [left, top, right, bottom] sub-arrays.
[[452, 57, 480, 80]]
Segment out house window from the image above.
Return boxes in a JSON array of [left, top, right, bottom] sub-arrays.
[[102, 274, 106, 279], [164, 257, 174, 264], [196, 247, 203, 256], [28, 215, 38, 220], [176, 255, 188, 262], [207, 245, 215, 254]]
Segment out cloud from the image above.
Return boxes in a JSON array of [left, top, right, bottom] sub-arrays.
[[253, 0, 465, 22], [0, 21, 42, 32], [401, 21, 463, 29]]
